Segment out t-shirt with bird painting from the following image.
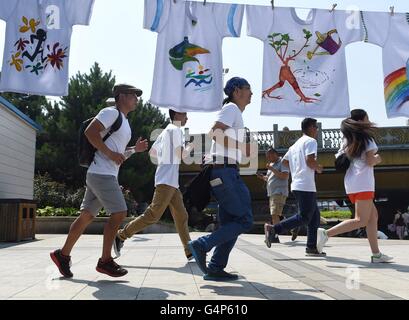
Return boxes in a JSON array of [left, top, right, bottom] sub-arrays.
[[144, 0, 244, 112]]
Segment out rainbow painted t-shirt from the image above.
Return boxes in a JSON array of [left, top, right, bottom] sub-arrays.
[[359, 11, 409, 118], [144, 0, 244, 112]]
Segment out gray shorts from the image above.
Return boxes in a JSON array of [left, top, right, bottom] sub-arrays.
[[80, 173, 127, 216]]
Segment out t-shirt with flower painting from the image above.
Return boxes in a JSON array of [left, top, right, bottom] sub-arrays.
[[0, 0, 94, 96]]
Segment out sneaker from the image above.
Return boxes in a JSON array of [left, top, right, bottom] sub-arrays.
[[371, 253, 393, 263], [204, 270, 239, 281], [272, 235, 280, 243], [96, 258, 128, 277], [305, 247, 327, 257], [50, 249, 73, 278], [188, 240, 207, 274], [113, 236, 124, 258], [264, 223, 276, 248], [316, 228, 328, 253], [291, 227, 299, 241]]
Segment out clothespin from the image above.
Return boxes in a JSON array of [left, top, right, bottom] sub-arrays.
[[203, 0, 207, 5], [271, 0, 274, 10], [390, 6, 395, 16], [330, 3, 337, 12]]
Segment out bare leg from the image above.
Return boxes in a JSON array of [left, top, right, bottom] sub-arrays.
[[61, 211, 94, 256], [101, 212, 127, 261], [326, 200, 372, 237], [366, 203, 380, 254]]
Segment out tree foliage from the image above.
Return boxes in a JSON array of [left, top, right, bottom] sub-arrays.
[[2, 62, 169, 202]]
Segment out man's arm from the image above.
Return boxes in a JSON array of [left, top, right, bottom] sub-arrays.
[[267, 164, 290, 180], [208, 121, 250, 156], [306, 154, 323, 173], [85, 118, 125, 165]]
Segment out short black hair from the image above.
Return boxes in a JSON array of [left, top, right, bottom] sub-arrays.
[[267, 147, 278, 154], [169, 109, 176, 121], [301, 118, 317, 133]]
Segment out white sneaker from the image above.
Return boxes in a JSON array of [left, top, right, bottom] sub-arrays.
[[371, 253, 393, 263], [316, 228, 328, 253]]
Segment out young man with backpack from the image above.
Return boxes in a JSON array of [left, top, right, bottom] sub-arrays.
[[50, 84, 148, 278]]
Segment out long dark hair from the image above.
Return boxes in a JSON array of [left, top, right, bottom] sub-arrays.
[[341, 109, 376, 158], [223, 94, 233, 106]]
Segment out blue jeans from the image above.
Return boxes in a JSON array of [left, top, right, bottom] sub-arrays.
[[195, 167, 253, 273], [274, 191, 320, 249]]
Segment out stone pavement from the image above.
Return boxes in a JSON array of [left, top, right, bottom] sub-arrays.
[[0, 233, 408, 300]]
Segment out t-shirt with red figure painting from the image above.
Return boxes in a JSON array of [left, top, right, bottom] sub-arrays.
[[246, 6, 351, 118], [0, 0, 94, 96]]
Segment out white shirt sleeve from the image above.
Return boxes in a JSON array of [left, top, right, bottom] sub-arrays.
[[95, 108, 120, 130], [283, 150, 290, 161], [213, 3, 244, 38], [359, 11, 391, 47], [279, 160, 290, 173], [216, 105, 237, 128], [65, 0, 95, 26], [333, 9, 363, 45], [365, 139, 378, 153], [143, 0, 171, 33], [0, 0, 18, 21], [246, 5, 273, 41], [305, 139, 318, 156]]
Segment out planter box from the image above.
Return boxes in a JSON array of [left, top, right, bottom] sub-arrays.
[[0, 199, 37, 242], [35, 216, 176, 235]]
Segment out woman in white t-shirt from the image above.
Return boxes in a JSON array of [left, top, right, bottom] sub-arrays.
[[317, 109, 393, 263]]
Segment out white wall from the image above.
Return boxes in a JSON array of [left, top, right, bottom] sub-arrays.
[[0, 104, 37, 200]]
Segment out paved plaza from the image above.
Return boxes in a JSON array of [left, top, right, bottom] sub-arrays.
[[1, 233, 408, 300]]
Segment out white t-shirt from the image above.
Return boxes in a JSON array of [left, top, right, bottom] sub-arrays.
[[144, 0, 244, 112], [356, 11, 409, 118], [283, 135, 317, 192], [87, 107, 132, 178], [246, 6, 351, 118], [151, 123, 183, 189], [337, 139, 378, 194], [0, 0, 94, 96], [208, 103, 245, 164]]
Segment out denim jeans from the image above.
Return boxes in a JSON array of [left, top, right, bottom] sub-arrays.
[[195, 167, 253, 272], [274, 190, 320, 249]]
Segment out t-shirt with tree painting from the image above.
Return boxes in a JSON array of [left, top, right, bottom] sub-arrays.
[[144, 0, 244, 112], [0, 0, 94, 96], [246, 6, 351, 118]]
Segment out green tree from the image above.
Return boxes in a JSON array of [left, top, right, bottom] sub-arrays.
[[36, 62, 169, 202]]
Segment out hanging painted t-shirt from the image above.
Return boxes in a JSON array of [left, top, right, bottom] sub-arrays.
[[357, 11, 409, 118], [246, 6, 351, 118], [144, 0, 244, 112], [0, 0, 94, 96]]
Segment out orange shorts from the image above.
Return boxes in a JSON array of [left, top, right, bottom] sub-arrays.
[[348, 192, 375, 204]]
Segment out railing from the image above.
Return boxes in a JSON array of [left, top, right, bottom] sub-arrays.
[[253, 124, 409, 152], [184, 125, 409, 155]]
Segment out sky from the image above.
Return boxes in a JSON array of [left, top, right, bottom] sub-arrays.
[[1, 0, 409, 134]]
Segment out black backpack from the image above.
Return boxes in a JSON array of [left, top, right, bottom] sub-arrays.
[[78, 108, 122, 168], [335, 153, 351, 172], [183, 164, 213, 213]]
